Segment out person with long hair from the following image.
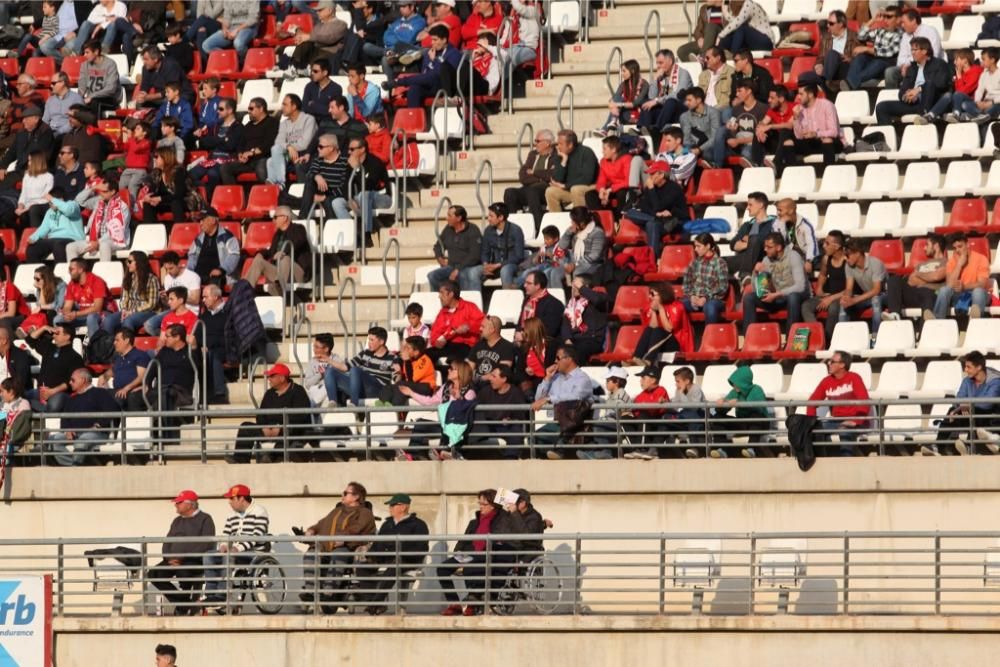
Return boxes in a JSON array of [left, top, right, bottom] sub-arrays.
[[402, 359, 477, 461], [596, 59, 649, 135], [629, 284, 694, 365], [560, 275, 608, 363], [682, 233, 730, 324], [15, 151, 54, 229], [141, 146, 189, 224], [101, 251, 160, 334], [718, 0, 774, 53], [17, 266, 66, 338], [518, 316, 556, 395], [0, 269, 29, 333]]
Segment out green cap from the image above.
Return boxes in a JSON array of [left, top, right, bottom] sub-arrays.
[[386, 493, 412, 506]]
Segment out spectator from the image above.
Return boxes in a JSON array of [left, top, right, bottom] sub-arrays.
[[16, 1, 64, 61], [363, 493, 430, 615], [679, 87, 722, 164], [136, 46, 195, 109], [884, 8, 944, 89], [145, 251, 202, 337], [346, 64, 383, 120], [517, 271, 564, 340], [0, 376, 32, 457], [267, 94, 318, 192], [301, 59, 343, 120], [156, 116, 187, 164], [43, 73, 83, 138], [199, 284, 230, 405], [682, 233, 730, 325], [811, 10, 859, 89], [774, 198, 820, 273], [470, 316, 517, 380], [625, 160, 689, 260], [403, 302, 431, 342], [324, 326, 397, 407], [202, 1, 260, 58], [655, 127, 698, 187], [544, 130, 598, 212], [62, 106, 105, 167], [188, 210, 241, 289], [930, 232, 990, 321], [806, 350, 871, 455], [481, 203, 526, 289], [585, 367, 632, 459], [69, 0, 127, 56], [202, 484, 271, 608], [24, 323, 85, 413], [141, 147, 191, 224], [751, 86, 795, 168], [0, 327, 32, 392], [164, 25, 195, 76], [146, 323, 198, 444], [380, 2, 427, 88], [936, 47, 998, 124], [532, 345, 594, 460], [233, 363, 312, 464], [503, 129, 556, 232], [697, 47, 735, 112], [56, 258, 113, 338], [190, 97, 242, 198], [219, 98, 279, 185], [194, 79, 223, 140], [365, 114, 391, 163], [709, 365, 770, 459], [284, 1, 349, 76], [742, 232, 809, 334], [66, 171, 131, 262], [469, 366, 528, 459], [0, 276, 27, 344], [636, 49, 693, 150], [803, 230, 850, 342], [884, 234, 947, 321], [596, 59, 649, 137], [54, 145, 85, 201], [402, 25, 462, 108], [98, 327, 148, 411], [584, 136, 636, 216], [75, 161, 104, 212], [46, 368, 120, 467], [559, 206, 607, 282], [429, 205, 483, 292], [718, 0, 773, 52], [712, 81, 767, 169], [772, 84, 844, 174], [300, 481, 376, 610], [414, 0, 462, 53], [0, 106, 53, 189], [155, 644, 177, 666], [185, 0, 224, 53], [315, 96, 368, 154], [18, 266, 66, 338], [152, 82, 195, 141], [343, 2, 388, 72], [729, 50, 774, 111], [404, 359, 478, 460], [428, 281, 485, 361], [728, 191, 774, 278], [678, 0, 723, 63], [119, 122, 153, 199], [155, 287, 198, 349], [102, 251, 159, 335], [303, 333, 337, 405], [26, 188, 85, 263], [6, 74, 46, 135], [516, 225, 567, 288], [840, 238, 887, 334], [342, 137, 390, 242], [622, 366, 670, 460], [630, 283, 694, 363], [462, 0, 504, 50], [669, 368, 708, 458], [930, 351, 1000, 456], [501, 0, 542, 70], [560, 276, 608, 364], [148, 490, 216, 617], [244, 207, 313, 296], [438, 489, 517, 615], [518, 316, 556, 394], [845, 7, 902, 90], [380, 335, 436, 405], [15, 149, 54, 229]]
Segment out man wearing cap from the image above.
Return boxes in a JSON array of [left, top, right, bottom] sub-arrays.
[[148, 490, 216, 616], [202, 484, 271, 608], [232, 363, 312, 464], [623, 158, 689, 260], [244, 207, 313, 297], [363, 493, 430, 615], [507, 489, 553, 558], [186, 209, 241, 289], [0, 105, 54, 189]]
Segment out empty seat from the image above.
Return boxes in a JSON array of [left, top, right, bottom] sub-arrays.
[[725, 167, 775, 202], [256, 295, 284, 330], [13, 263, 42, 298], [847, 124, 898, 162], [245, 184, 281, 218], [775, 166, 816, 198], [903, 200, 944, 236], [752, 363, 785, 398], [610, 286, 651, 323], [648, 245, 695, 281], [939, 160, 983, 198], [870, 360, 919, 399], [416, 107, 463, 141], [210, 185, 245, 217], [775, 363, 828, 400], [689, 169, 735, 204], [866, 402, 924, 442], [952, 319, 1000, 355], [906, 319, 960, 357], [806, 164, 856, 201], [237, 79, 275, 113], [120, 224, 166, 257], [235, 48, 276, 79], [321, 218, 357, 253], [889, 124, 939, 159], [862, 319, 915, 358], [939, 197, 989, 234], [859, 201, 903, 237], [489, 289, 523, 325], [868, 238, 905, 273], [24, 56, 56, 85], [701, 364, 738, 401], [819, 202, 861, 235], [936, 124, 984, 160], [856, 163, 899, 200], [898, 162, 940, 198], [685, 323, 739, 361], [816, 321, 871, 359], [593, 325, 646, 363], [165, 223, 199, 255], [834, 90, 871, 124], [942, 14, 984, 49], [974, 159, 1000, 196], [243, 222, 277, 256], [911, 360, 962, 398], [731, 322, 782, 360]]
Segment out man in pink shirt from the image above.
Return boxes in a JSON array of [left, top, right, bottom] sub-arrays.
[[769, 83, 843, 176]]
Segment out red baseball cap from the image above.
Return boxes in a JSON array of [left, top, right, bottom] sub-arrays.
[[645, 161, 670, 174], [172, 489, 198, 504], [223, 484, 251, 498], [264, 363, 291, 377]]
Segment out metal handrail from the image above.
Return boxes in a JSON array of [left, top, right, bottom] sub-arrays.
[[475, 159, 494, 225], [498, 15, 516, 115], [456, 50, 470, 150], [189, 318, 209, 463], [247, 355, 264, 409], [433, 194, 453, 239], [336, 275, 357, 358], [556, 83, 574, 131], [389, 129, 410, 225], [289, 304, 312, 380], [345, 168, 368, 264], [605, 45, 623, 97], [516, 121, 535, 167], [428, 89, 450, 188], [543, 0, 553, 80], [644, 9, 662, 75], [381, 236, 402, 324], [683, 0, 695, 41], [582, 0, 592, 43]]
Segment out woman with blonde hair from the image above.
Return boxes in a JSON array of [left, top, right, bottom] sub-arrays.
[[15, 151, 53, 228], [401, 359, 478, 460]]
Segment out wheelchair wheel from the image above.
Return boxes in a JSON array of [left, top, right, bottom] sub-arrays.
[[251, 555, 287, 614], [489, 575, 520, 616], [525, 556, 564, 615]]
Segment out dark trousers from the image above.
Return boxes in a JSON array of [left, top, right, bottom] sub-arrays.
[[428, 342, 472, 364], [751, 128, 790, 167], [742, 290, 807, 334], [298, 179, 340, 220], [503, 183, 548, 233], [875, 93, 936, 124], [219, 158, 267, 185], [773, 137, 842, 177], [584, 187, 631, 218], [26, 238, 72, 263], [634, 326, 678, 361], [380, 381, 433, 406], [885, 274, 936, 315], [718, 23, 774, 51], [936, 408, 999, 453], [149, 557, 205, 610], [637, 99, 682, 150], [566, 333, 605, 365], [143, 198, 186, 224], [437, 551, 514, 604]]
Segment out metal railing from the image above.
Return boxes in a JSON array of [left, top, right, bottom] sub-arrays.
[[345, 168, 368, 264], [433, 194, 453, 239], [381, 237, 402, 325], [605, 45, 623, 97], [13, 531, 1000, 618], [389, 130, 412, 223], [11, 397, 1000, 466], [428, 89, 452, 189], [643, 10, 662, 75], [556, 83, 575, 131], [336, 276, 357, 359], [475, 159, 494, 224], [516, 121, 535, 167], [682, 0, 696, 41]]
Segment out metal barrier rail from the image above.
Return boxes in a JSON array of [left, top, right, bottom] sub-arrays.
[[433, 194, 453, 239], [475, 159, 494, 224], [336, 276, 357, 359], [388, 130, 410, 226], [381, 237, 402, 325], [12, 531, 1000, 618], [516, 121, 535, 167], [556, 83, 574, 131], [428, 89, 451, 188], [643, 10, 662, 75], [605, 45, 623, 97], [10, 397, 1000, 466]]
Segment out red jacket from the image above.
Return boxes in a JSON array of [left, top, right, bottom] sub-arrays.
[[806, 371, 870, 420], [595, 154, 633, 192], [461, 4, 504, 50], [430, 299, 485, 348], [954, 64, 983, 97], [124, 137, 152, 170], [634, 385, 669, 417], [367, 128, 391, 165], [422, 13, 462, 48]]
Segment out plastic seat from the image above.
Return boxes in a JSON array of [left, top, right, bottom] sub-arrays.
[[939, 160, 983, 198], [911, 360, 962, 398], [684, 323, 739, 361], [242, 222, 276, 257], [702, 205, 738, 232], [775, 166, 816, 198], [234, 48, 276, 79], [549, 0, 582, 32], [752, 363, 785, 398], [820, 202, 861, 236], [16, 229, 38, 262], [868, 360, 919, 399], [942, 14, 984, 49], [689, 169, 735, 204], [488, 289, 523, 325], [816, 321, 871, 359], [805, 164, 856, 202], [898, 162, 941, 198], [773, 0, 820, 21], [0, 58, 18, 80], [756, 58, 783, 84], [277, 76, 308, 103], [593, 325, 645, 363], [775, 362, 828, 400], [610, 286, 651, 323], [415, 107, 463, 141], [974, 160, 1000, 196], [784, 56, 817, 88], [772, 321, 825, 359], [117, 224, 166, 258], [245, 184, 280, 219], [905, 319, 960, 357], [938, 197, 989, 234], [834, 90, 871, 124], [191, 49, 239, 81], [13, 263, 42, 298], [857, 201, 903, 237], [903, 200, 944, 237], [846, 124, 898, 162], [856, 163, 899, 200], [321, 218, 356, 253], [700, 364, 738, 401], [936, 124, 984, 160], [391, 108, 427, 137], [92, 261, 124, 296], [952, 319, 1000, 355], [731, 322, 781, 360], [256, 295, 284, 330], [60, 55, 86, 85], [644, 245, 694, 282], [862, 320, 916, 358], [237, 79, 275, 113], [889, 124, 939, 159], [867, 238, 905, 272], [24, 57, 56, 85], [210, 186, 246, 219], [725, 167, 775, 202], [165, 223, 200, 256]]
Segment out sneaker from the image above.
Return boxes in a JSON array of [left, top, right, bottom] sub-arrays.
[[882, 311, 900, 321], [593, 127, 611, 138], [922, 309, 935, 321], [709, 448, 727, 459], [395, 449, 413, 462], [398, 50, 423, 66], [955, 436, 970, 456], [914, 112, 936, 125], [920, 444, 940, 456], [622, 451, 641, 459], [591, 449, 614, 459], [440, 604, 463, 616], [971, 113, 992, 124], [976, 427, 1000, 454], [740, 447, 756, 458], [463, 604, 483, 616], [684, 448, 700, 458], [634, 448, 656, 461], [969, 304, 982, 319], [545, 450, 564, 460], [265, 66, 286, 79], [944, 112, 959, 124]]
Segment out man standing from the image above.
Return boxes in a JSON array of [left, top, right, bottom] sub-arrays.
[[884, 234, 947, 320], [874, 37, 949, 124], [544, 130, 599, 212], [46, 368, 120, 466], [363, 493, 430, 615], [428, 282, 485, 361], [841, 239, 887, 335], [429, 205, 483, 292], [324, 326, 397, 407], [199, 284, 230, 405], [679, 87, 722, 164], [503, 129, 556, 232], [742, 232, 809, 334], [202, 484, 270, 607], [930, 233, 990, 320], [148, 490, 216, 616], [771, 83, 844, 175], [43, 73, 83, 137], [147, 324, 197, 445], [233, 364, 312, 464], [187, 210, 241, 289], [806, 351, 871, 456], [25, 324, 84, 413], [481, 203, 526, 289]]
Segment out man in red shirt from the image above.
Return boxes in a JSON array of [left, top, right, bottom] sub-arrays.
[[807, 350, 871, 456], [624, 366, 670, 460], [461, 0, 504, 50], [429, 280, 485, 362], [583, 135, 635, 216], [56, 257, 114, 338], [417, 0, 462, 50], [157, 286, 198, 350], [751, 85, 794, 166]]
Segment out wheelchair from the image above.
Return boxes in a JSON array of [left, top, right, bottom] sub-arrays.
[[489, 554, 566, 616], [222, 545, 288, 615]]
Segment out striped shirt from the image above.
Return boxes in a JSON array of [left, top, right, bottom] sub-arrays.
[[857, 25, 902, 59], [222, 501, 270, 552], [306, 155, 349, 199]]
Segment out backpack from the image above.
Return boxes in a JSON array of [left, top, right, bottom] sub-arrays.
[[461, 104, 491, 135], [86, 330, 115, 365]]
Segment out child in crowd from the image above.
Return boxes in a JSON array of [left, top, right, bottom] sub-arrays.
[[381, 335, 437, 406], [156, 286, 198, 350], [366, 114, 391, 165], [303, 333, 342, 406], [157, 116, 186, 164], [710, 365, 770, 459], [403, 302, 430, 341], [580, 366, 632, 460], [74, 161, 103, 211], [164, 24, 194, 74], [194, 77, 222, 139], [664, 367, 708, 459], [624, 366, 670, 460], [153, 82, 194, 140], [516, 225, 566, 287], [119, 121, 152, 198]]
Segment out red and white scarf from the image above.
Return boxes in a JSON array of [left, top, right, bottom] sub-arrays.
[[520, 288, 550, 326], [656, 64, 681, 97], [565, 295, 589, 333]]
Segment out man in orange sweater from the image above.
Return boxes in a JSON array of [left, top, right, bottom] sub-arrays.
[[584, 135, 635, 216]]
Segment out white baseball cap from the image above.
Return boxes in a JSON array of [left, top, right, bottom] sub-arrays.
[[604, 367, 628, 381]]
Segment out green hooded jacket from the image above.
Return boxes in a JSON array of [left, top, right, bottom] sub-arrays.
[[721, 366, 769, 419]]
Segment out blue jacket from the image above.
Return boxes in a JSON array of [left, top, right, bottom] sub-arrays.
[[30, 199, 85, 243], [957, 368, 1000, 412], [153, 98, 195, 138], [187, 227, 242, 284], [422, 45, 463, 75], [481, 221, 526, 266], [347, 82, 384, 119], [384, 14, 426, 51], [198, 95, 221, 134]]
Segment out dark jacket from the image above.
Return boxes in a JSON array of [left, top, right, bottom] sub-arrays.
[[559, 286, 607, 343], [455, 508, 519, 552], [1, 344, 33, 392], [518, 149, 556, 186], [140, 56, 195, 104], [901, 57, 952, 108], [433, 223, 482, 270], [61, 386, 120, 432], [636, 180, 689, 225], [786, 412, 817, 472], [730, 63, 774, 103], [61, 124, 105, 166], [368, 513, 430, 567], [552, 144, 599, 188], [198, 118, 244, 154], [237, 115, 280, 158], [266, 222, 313, 282], [303, 79, 343, 119], [508, 505, 546, 552], [519, 292, 564, 339], [223, 279, 267, 362], [346, 153, 388, 198], [162, 510, 216, 556], [1, 122, 55, 170], [27, 337, 84, 391], [315, 115, 368, 153], [199, 302, 229, 351]]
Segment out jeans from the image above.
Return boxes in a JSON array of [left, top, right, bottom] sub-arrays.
[[817, 418, 863, 456], [875, 99, 923, 125], [101, 310, 156, 335], [47, 430, 109, 466], [506, 44, 537, 70], [206, 348, 228, 400], [54, 312, 102, 338], [202, 26, 256, 57], [933, 286, 989, 319], [354, 190, 394, 233], [712, 129, 752, 168], [143, 311, 167, 337], [27, 389, 68, 413], [324, 366, 385, 406], [203, 551, 255, 597], [838, 294, 883, 334], [718, 24, 773, 52], [821, 49, 847, 82], [185, 15, 222, 53], [483, 263, 519, 288], [936, 92, 1000, 118], [427, 265, 483, 292], [742, 290, 806, 334], [112, 17, 141, 68], [683, 297, 725, 324], [71, 20, 117, 55], [845, 54, 893, 90], [301, 547, 354, 603]]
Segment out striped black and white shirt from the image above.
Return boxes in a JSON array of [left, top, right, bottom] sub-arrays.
[[222, 501, 270, 552], [306, 155, 349, 199]]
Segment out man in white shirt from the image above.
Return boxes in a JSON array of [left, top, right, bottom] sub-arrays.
[[884, 8, 942, 88], [69, 0, 128, 56], [144, 251, 202, 337]]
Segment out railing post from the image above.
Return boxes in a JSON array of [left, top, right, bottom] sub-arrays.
[[643, 10, 662, 76], [934, 533, 942, 615], [56, 542, 64, 616], [843, 534, 850, 615], [556, 83, 574, 131], [605, 46, 622, 97], [658, 534, 667, 615], [516, 122, 535, 167], [749, 534, 756, 615], [336, 277, 358, 359], [573, 534, 583, 615], [475, 159, 494, 224]]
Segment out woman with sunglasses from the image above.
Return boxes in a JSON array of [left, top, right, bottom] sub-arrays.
[[17, 266, 66, 338], [100, 251, 160, 335]]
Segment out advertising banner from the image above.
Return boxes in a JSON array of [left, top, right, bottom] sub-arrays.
[[0, 576, 52, 667]]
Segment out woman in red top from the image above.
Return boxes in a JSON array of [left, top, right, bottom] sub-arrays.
[[0, 278, 30, 333], [518, 316, 555, 395], [629, 284, 694, 365], [585, 135, 637, 216]]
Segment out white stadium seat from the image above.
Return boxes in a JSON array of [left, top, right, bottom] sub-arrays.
[[942, 14, 983, 50], [902, 200, 944, 236], [862, 319, 915, 358], [936, 124, 985, 160], [858, 200, 903, 238], [889, 124, 939, 160], [726, 167, 775, 202], [856, 163, 899, 200], [528, 212, 571, 247], [906, 319, 960, 358], [870, 361, 918, 399], [701, 364, 737, 402], [897, 162, 940, 199], [490, 289, 524, 325], [952, 319, 1000, 356], [776, 363, 828, 401], [121, 224, 167, 258], [820, 202, 861, 235], [939, 160, 984, 198], [834, 90, 871, 125], [806, 164, 856, 201], [816, 322, 871, 359], [13, 264, 42, 299], [775, 166, 816, 198]]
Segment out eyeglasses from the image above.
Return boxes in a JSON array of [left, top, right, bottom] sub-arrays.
[[59, 150, 72, 155], [318, 144, 333, 149], [348, 146, 363, 152]]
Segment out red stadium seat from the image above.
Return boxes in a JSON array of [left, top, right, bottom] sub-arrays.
[[613, 218, 647, 245], [772, 321, 826, 359], [218, 81, 238, 99], [257, 14, 314, 46], [60, 55, 86, 85], [688, 169, 734, 204], [221, 222, 243, 244], [771, 22, 820, 57], [391, 109, 427, 137], [594, 209, 615, 237], [165, 223, 200, 256], [210, 186, 246, 218], [610, 286, 651, 323], [906, 236, 931, 273], [684, 322, 739, 361], [937, 197, 988, 234], [785, 56, 817, 88], [245, 184, 280, 219], [0, 58, 17, 80], [243, 221, 277, 256], [968, 236, 991, 260], [645, 245, 695, 282], [254, 14, 277, 45], [756, 58, 783, 85], [188, 51, 202, 80], [731, 322, 782, 360], [134, 336, 158, 352], [593, 325, 646, 363], [97, 119, 122, 150], [16, 228, 37, 262], [0, 229, 15, 260], [24, 57, 56, 85], [234, 48, 276, 79], [192, 50, 239, 81], [240, 257, 268, 285], [868, 239, 905, 273]]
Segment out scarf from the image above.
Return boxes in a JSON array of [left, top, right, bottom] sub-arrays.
[[565, 295, 589, 333], [521, 288, 550, 325], [573, 222, 597, 266], [656, 64, 681, 97]]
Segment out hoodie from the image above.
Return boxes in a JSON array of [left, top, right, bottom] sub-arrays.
[[956, 367, 1000, 412], [719, 366, 768, 419]]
